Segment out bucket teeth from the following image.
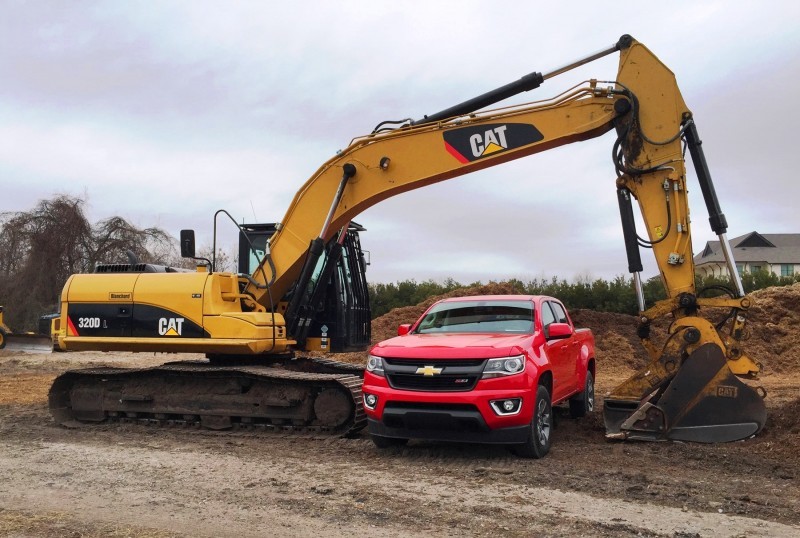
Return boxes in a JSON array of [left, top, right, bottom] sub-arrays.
[[605, 343, 766, 443]]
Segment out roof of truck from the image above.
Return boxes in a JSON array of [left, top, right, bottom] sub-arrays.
[[435, 295, 553, 303]]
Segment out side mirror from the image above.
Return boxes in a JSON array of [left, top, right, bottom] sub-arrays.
[[545, 322, 573, 340], [397, 324, 412, 336], [180, 230, 196, 258]]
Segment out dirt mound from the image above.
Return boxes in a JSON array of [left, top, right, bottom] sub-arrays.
[[569, 309, 648, 370], [757, 396, 800, 465], [768, 396, 800, 433], [744, 283, 800, 374]]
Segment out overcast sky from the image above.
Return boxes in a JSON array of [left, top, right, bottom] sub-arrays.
[[1, 1, 799, 284]]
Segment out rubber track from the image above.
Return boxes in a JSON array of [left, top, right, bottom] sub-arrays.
[[49, 359, 366, 438]]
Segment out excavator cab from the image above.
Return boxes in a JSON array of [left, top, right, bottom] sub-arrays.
[[237, 222, 371, 353]]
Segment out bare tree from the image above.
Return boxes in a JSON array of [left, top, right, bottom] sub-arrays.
[[195, 245, 236, 273], [0, 195, 176, 331], [90, 215, 173, 267]]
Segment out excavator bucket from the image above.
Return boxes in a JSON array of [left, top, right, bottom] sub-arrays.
[[604, 343, 766, 443]]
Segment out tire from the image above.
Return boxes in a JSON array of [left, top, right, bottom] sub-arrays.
[[0, 328, 6, 350], [569, 370, 595, 419], [513, 384, 552, 459], [371, 434, 408, 449]]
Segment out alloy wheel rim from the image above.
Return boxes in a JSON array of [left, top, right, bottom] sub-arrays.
[[536, 398, 551, 444]]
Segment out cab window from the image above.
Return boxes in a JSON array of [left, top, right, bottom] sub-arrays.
[[541, 302, 556, 327], [415, 300, 534, 334], [550, 302, 569, 324]]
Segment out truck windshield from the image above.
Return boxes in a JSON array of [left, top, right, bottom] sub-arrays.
[[415, 300, 534, 334]]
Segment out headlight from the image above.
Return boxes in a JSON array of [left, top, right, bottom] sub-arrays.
[[482, 355, 526, 378], [366, 354, 385, 376]]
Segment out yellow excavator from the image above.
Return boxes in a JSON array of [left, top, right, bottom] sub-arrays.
[[49, 35, 766, 443]]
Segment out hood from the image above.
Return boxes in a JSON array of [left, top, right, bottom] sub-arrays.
[[370, 332, 532, 360]]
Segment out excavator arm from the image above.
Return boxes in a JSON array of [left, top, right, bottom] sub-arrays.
[[54, 35, 766, 443]]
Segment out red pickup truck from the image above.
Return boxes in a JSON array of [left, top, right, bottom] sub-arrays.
[[362, 295, 595, 458]]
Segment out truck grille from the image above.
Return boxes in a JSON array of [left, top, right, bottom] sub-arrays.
[[382, 358, 485, 392]]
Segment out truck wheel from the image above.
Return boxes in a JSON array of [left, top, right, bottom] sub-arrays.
[[569, 370, 595, 418], [513, 384, 552, 459], [0, 328, 6, 349], [371, 434, 408, 449]]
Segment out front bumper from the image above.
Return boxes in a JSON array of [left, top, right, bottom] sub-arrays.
[[363, 370, 535, 445], [367, 407, 531, 444]]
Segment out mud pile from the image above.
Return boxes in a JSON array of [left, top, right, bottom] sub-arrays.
[[569, 309, 653, 371], [745, 282, 800, 374], [759, 395, 800, 465], [769, 397, 800, 433]]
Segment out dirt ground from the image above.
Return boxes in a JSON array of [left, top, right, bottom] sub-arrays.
[[1, 283, 799, 537]]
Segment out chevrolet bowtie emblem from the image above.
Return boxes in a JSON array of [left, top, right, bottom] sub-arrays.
[[415, 365, 443, 376]]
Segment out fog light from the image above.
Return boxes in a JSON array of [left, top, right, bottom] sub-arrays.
[[490, 397, 522, 416], [364, 393, 378, 410]]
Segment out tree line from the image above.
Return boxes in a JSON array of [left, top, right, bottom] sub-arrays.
[[368, 271, 800, 319]]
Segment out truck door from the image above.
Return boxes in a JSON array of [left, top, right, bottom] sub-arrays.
[[541, 300, 576, 401]]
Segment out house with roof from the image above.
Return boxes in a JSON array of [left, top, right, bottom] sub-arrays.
[[693, 232, 800, 278]]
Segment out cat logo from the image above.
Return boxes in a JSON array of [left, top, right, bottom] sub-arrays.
[[716, 385, 738, 398], [158, 317, 185, 336], [469, 125, 509, 157], [415, 365, 443, 376], [443, 123, 544, 163]]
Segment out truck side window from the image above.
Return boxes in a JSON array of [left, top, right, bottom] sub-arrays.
[[550, 302, 569, 324], [541, 302, 556, 327]]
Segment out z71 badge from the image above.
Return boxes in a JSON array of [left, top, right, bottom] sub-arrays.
[[443, 123, 543, 163]]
